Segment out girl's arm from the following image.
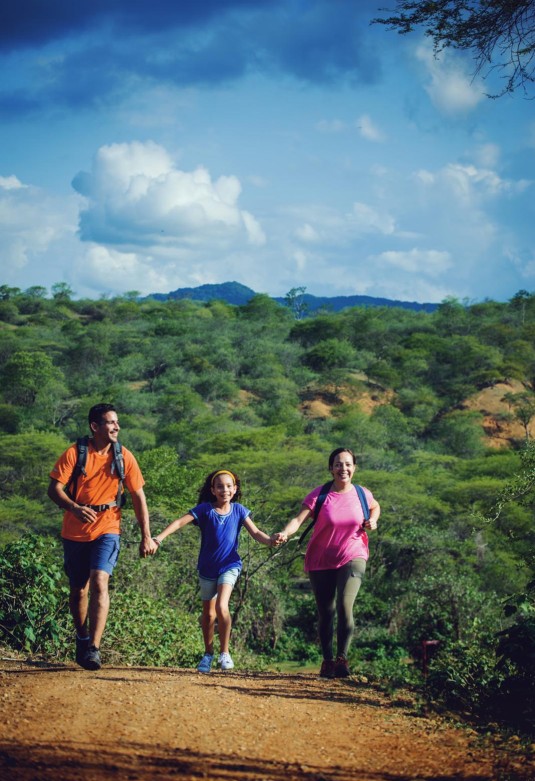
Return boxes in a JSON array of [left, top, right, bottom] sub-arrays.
[[153, 512, 195, 548], [279, 504, 311, 539], [243, 517, 283, 547]]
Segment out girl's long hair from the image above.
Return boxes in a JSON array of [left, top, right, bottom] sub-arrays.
[[198, 469, 242, 504]]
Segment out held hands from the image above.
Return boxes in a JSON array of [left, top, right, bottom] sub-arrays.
[[270, 532, 288, 547], [139, 537, 160, 558]]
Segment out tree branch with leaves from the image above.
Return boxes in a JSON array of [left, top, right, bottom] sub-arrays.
[[373, 1, 535, 97]]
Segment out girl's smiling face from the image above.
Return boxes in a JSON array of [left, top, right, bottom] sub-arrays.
[[211, 473, 237, 504]]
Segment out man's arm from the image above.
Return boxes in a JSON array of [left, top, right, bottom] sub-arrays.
[[47, 478, 98, 524], [129, 487, 156, 557]]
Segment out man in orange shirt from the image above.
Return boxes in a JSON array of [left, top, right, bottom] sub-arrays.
[[48, 403, 157, 670]]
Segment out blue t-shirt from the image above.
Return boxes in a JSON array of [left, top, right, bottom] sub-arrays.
[[190, 501, 251, 579]]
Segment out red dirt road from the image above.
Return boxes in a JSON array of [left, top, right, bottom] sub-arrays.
[[0, 659, 532, 781]]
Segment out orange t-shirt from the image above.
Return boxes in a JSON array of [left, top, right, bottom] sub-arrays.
[[50, 441, 145, 542]]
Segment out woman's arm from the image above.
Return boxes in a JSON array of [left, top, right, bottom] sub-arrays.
[[364, 499, 380, 531], [279, 504, 312, 539]]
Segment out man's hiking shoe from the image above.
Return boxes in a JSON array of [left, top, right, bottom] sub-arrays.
[[75, 636, 90, 667], [197, 653, 214, 673], [218, 652, 234, 671], [319, 659, 336, 679], [334, 655, 350, 678], [81, 645, 102, 671]]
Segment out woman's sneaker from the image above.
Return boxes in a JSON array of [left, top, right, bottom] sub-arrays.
[[334, 655, 350, 678], [319, 659, 336, 679], [218, 652, 234, 671], [197, 653, 214, 673]]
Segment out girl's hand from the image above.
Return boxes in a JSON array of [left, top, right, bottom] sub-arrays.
[[148, 537, 161, 554], [271, 532, 287, 546]]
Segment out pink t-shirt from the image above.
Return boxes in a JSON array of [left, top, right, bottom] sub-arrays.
[[303, 484, 373, 572]]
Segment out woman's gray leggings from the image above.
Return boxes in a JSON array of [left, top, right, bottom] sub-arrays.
[[308, 558, 366, 660]]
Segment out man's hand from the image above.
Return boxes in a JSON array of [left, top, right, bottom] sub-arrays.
[[72, 505, 98, 524], [139, 537, 159, 558]]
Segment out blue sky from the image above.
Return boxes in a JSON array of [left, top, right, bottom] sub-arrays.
[[1, 0, 533, 304]]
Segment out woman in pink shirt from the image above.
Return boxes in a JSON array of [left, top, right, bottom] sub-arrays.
[[279, 448, 380, 678]]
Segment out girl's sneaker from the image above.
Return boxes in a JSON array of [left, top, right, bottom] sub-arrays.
[[218, 652, 234, 671], [197, 653, 214, 673]]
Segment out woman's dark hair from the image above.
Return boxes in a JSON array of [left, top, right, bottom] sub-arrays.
[[328, 447, 356, 469], [198, 470, 242, 504]]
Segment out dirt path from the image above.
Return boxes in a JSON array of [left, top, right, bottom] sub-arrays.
[[0, 659, 532, 781]]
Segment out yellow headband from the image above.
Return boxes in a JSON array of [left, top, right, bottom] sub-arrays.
[[211, 470, 236, 486]]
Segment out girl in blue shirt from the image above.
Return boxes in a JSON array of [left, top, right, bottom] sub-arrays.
[[153, 469, 283, 673]]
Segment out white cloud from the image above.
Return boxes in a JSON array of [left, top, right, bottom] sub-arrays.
[[357, 114, 386, 142], [295, 223, 320, 242], [0, 181, 77, 279], [0, 175, 26, 190], [72, 140, 266, 248], [415, 42, 485, 114], [351, 202, 395, 234], [373, 247, 453, 276]]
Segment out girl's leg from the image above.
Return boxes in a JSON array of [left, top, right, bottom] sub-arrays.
[[335, 559, 366, 658], [201, 598, 217, 654], [308, 569, 338, 660], [215, 583, 234, 653]]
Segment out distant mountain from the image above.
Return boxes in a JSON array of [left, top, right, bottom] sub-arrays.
[[148, 282, 255, 306], [147, 281, 438, 313]]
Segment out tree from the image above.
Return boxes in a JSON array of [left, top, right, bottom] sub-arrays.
[[51, 282, 74, 302], [284, 287, 309, 320], [373, 1, 535, 97], [503, 390, 535, 439], [1, 351, 57, 407]]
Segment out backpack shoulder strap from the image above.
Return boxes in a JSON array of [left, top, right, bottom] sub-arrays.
[[65, 436, 89, 500], [111, 441, 126, 506], [355, 484, 370, 521], [297, 481, 333, 547]]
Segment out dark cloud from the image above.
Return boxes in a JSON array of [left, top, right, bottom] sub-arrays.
[[0, 0, 275, 50], [1, 1, 384, 115]]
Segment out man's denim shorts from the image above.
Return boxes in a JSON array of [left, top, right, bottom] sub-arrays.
[[63, 533, 121, 587], [199, 566, 241, 601]]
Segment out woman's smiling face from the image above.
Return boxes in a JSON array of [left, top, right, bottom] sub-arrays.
[[330, 450, 356, 486]]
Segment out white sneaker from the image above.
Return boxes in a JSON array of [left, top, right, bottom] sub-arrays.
[[197, 653, 214, 673], [218, 652, 234, 671]]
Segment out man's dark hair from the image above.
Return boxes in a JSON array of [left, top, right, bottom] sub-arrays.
[[88, 403, 117, 428]]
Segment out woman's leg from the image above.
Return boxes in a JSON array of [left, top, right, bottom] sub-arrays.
[[335, 559, 366, 658], [309, 569, 338, 660], [201, 598, 217, 654], [215, 583, 234, 654]]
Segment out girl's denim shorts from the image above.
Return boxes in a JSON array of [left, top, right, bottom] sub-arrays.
[[199, 566, 241, 601]]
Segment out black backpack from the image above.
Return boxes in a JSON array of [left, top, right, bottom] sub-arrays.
[[298, 480, 370, 546], [65, 436, 126, 508]]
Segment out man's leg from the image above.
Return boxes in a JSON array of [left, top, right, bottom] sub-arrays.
[[69, 581, 90, 637], [88, 568, 111, 648]]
